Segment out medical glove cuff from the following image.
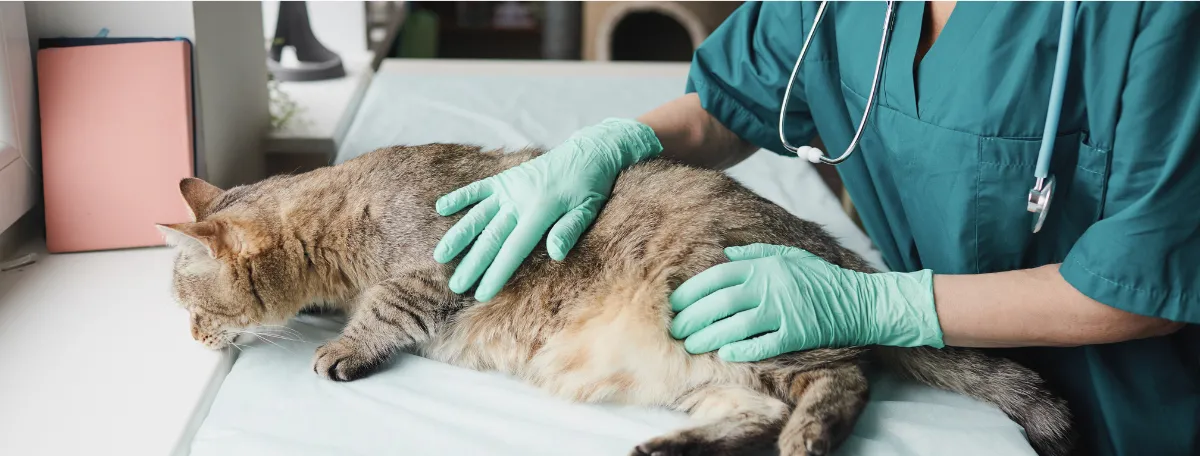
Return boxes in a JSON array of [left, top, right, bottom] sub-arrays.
[[561, 118, 663, 170], [866, 269, 945, 348]]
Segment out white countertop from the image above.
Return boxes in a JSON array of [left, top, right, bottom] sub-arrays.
[[0, 241, 232, 456]]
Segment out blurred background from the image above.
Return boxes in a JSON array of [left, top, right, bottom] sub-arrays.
[[1, 1, 850, 261], [376, 1, 742, 61], [258, 1, 772, 176], [0, 1, 753, 256]]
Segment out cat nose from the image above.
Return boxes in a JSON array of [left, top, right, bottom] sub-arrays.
[[191, 326, 201, 341]]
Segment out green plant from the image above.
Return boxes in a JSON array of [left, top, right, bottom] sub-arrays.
[[267, 72, 301, 130], [266, 37, 302, 130]]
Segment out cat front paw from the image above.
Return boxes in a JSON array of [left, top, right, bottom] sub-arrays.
[[312, 339, 380, 382]]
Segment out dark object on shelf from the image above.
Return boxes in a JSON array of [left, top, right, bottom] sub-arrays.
[[268, 1, 346, 82]]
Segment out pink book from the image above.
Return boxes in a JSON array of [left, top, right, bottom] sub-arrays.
[[37, 41, 194, 253]]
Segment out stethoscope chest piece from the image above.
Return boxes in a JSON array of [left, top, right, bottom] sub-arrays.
[[1027, 176, 1056, 233]]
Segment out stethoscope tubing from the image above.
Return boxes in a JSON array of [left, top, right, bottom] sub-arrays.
[[780, 0, 1075, 175], [1035, 0, 1077, 180], [778, 1, 898, 165], [778, 1, 1079, 233]]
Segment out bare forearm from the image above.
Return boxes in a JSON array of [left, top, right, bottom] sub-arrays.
[[934, 264, 1183, 348], [637, 93, 759, 170]]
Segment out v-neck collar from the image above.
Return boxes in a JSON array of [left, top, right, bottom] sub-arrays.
[[885, 1, 996, 120]]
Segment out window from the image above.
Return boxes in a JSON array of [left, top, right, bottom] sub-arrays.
[[0, 2, 36, 236]]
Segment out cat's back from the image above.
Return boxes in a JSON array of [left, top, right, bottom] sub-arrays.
[[306, 146, 864, 278], [578, 158, 867, 280], [603, 159, 873, 273], [334, 143, 527, 196], [313, 144, 536, 259]]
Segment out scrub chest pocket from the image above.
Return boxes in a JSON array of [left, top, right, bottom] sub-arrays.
[[978, 133, 1110, 271], [862, 105, 1111, 275]]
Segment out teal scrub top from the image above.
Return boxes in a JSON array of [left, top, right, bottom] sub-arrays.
[[686, 2, 1199, 455]]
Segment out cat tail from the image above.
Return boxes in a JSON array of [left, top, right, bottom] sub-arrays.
[[873, 346, 1074, 456]]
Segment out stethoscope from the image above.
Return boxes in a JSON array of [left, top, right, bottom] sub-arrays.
[[779, 1, 1079, 234]]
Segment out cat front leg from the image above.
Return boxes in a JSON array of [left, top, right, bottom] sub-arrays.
[[313, 272, 451, 381]]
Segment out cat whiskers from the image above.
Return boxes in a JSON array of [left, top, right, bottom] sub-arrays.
[[256, 327, 305, 342], [232, 329, 293, 352], [252, 333, 289, 351], [249, 320, 307, 343], [256, 332, 303, 343]]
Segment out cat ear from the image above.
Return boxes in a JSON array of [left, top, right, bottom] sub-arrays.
[[156, 220, 234, 257], [179, 177, 223, 221]]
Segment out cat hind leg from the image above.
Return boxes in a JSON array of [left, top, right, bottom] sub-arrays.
[[631, 385, 787, 456], [776, 363, 869, 456]]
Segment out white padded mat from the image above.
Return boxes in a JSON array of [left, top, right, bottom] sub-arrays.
[[191, 316, 1036, 456], [189, 60, 1037, 456]]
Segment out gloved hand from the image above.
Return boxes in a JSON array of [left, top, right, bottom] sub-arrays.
[[433, 118, 662, 301], [669, 244, 944, 362]]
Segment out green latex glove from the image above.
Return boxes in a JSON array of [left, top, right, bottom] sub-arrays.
[[669, 244, 945, 362], [434, 118, 662, 301]]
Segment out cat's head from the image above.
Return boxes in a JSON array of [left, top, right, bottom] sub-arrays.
[[158, 177, 309, 349]]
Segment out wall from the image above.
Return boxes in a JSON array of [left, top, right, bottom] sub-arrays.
[[0, 2, 35, 239], [25, 1, 197, 39], [23, 1, 268, 190]]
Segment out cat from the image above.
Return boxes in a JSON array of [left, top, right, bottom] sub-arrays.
[[159, 143, 1072, 456]]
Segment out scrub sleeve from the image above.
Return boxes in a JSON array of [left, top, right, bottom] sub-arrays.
[[1058, 4, 1200, 324], [685, 2, 815, 157]]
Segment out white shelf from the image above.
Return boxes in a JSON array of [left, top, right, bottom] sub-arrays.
[[0, 241, 233, 456], [265, 51, 376, 158]]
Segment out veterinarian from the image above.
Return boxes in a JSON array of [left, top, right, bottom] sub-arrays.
[[432, 2, 1198, 455]]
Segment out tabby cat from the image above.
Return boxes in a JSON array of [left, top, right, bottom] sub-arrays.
[[160, 144, 1072, 456]]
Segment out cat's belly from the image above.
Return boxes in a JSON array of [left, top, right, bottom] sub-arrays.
[[419, 280, 757, 408]]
